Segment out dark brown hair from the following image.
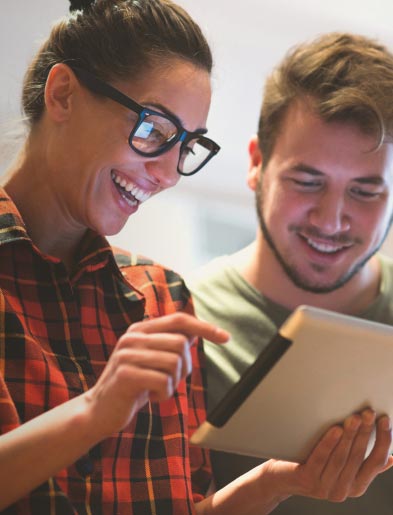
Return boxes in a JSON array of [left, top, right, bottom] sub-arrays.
[[258, 32, 393, 166], [22, 0, 212, 126]]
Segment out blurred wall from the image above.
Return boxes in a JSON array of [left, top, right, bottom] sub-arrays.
[[2, 0, 393, 274]]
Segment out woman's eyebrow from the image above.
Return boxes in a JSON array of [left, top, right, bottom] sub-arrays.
[[146, 102, 208, 133]]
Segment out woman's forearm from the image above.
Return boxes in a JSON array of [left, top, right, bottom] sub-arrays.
[[0, 394, 98, 510]]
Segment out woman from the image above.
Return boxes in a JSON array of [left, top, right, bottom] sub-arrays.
[[0, 0, 392, 513]]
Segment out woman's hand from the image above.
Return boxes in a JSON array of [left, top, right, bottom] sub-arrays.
[[84, 313, 229, 438], [0, 313, 228, 511]]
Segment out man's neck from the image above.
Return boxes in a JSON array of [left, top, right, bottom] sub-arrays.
[[238, 238, 381, 316]]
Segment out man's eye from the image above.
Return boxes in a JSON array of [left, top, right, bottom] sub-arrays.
[[292, 179, 322, 188], [350, 187, 381, 200]]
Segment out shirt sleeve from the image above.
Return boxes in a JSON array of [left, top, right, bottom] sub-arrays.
[[188, 335, 212, 501], [183, 294, 212, 501], [0, 290, 21, 435]]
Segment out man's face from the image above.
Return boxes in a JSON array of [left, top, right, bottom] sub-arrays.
[[252, 101, 393, 293]]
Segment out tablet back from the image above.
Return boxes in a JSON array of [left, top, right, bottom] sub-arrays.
[[191, 305, 393, 462]]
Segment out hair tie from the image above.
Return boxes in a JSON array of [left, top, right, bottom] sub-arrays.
[[69, 0, 95, 13]]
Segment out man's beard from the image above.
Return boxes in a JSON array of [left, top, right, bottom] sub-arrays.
[[255, 183, 391, 294]]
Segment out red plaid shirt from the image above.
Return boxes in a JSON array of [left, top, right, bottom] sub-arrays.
[[0, 189, 210, 514]]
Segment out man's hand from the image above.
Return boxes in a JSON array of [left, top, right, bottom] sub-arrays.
[[266, 408, 393, 501]]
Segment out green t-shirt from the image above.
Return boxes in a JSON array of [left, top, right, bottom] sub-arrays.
[[188, 250, 393, 515]]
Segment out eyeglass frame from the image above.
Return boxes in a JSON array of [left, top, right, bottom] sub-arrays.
[[69, 65, 220, 176]]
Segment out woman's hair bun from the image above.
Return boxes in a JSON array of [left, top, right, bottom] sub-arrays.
[[69, 0, 95, 13]]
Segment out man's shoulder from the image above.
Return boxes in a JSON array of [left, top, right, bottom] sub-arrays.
[[186, 252, 248, 320], [378, 252, 393, 294], [187, 254, 233, 290], [379, 252, 393, 270]]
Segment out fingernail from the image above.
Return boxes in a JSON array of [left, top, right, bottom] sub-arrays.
[[379, 416, 392, 431], [361, 409, 376, 425], [345, 415, 361, 431], [331, 426, 343, 439]]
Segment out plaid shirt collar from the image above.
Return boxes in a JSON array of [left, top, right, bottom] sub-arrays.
[[0, 188, 30, 245], [0, 187, 144, 301]]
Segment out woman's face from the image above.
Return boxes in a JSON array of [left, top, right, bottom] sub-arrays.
[[49, 58, 212, 236]]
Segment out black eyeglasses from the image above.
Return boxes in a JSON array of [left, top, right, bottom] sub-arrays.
[[70, 66, 220, 176]]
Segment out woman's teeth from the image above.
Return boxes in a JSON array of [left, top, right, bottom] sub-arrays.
[[111, 171, 152, 204]]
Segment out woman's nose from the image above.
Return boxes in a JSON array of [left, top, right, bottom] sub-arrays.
[[145, 145, 181, 189]]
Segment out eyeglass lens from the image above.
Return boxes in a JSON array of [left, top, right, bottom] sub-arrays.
[[179, 137, 215, 175], [131, 113, 214, 175], [133, 115, 178, 152]]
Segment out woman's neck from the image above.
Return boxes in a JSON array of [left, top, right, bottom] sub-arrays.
[[4, 148, 86, 272]]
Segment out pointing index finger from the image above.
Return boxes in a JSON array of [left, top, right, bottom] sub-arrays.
[[128, 312, 230, 344]]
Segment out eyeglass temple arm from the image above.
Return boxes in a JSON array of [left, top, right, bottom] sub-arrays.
[[69, 66, 143, 114]]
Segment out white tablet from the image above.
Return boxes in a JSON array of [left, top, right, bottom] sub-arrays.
[[191, 305, 393, 463]]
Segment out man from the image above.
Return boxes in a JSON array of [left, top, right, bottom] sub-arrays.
[[188, 32, 393, 514]]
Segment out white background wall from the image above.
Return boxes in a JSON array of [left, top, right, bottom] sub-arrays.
[[2, 0, 393, 274]]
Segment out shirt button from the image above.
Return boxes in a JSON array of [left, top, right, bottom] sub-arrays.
[[75, 455, 94, 477]]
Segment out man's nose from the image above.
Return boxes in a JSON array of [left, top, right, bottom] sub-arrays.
[[308, 191, 350, 235]]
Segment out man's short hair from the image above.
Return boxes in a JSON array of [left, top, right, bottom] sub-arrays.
[[258, 32, 393, 166]]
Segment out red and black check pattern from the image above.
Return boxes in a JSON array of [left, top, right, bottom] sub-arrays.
[[0, 190, 210, 514]]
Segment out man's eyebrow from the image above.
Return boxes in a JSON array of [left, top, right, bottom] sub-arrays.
[[292, 164, 385, 184], [353, 176, 385, 184], [291, 163, 324, 176]]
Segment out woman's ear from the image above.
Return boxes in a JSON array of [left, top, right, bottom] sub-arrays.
[[247, 134, 263, 191], [44, 63, 77, 122]]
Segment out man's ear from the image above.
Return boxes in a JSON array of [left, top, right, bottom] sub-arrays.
[[247, 134, 263, 191], [44, 63, 77, 122]]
